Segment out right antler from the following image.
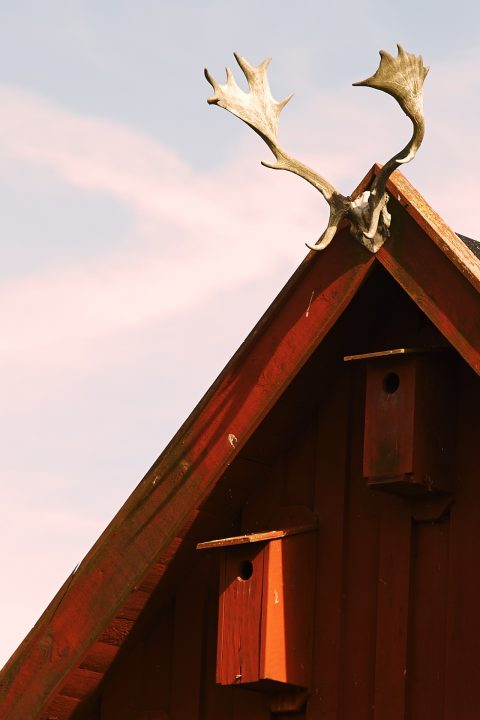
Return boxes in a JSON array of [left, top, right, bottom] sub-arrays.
[[205, 48, 428, 253], [205, 53, 352, 250], [353, 45, 429, 241]]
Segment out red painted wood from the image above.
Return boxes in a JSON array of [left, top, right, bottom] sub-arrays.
[[444, 366, 480, 718], [40, 693, 83, 720], [364, 356, 417, 478], [170, 559, 209, 720], [79, 642, 120, 675], [338, 368, 380, 720], [97, 618, 135, 647], [260, 533, 315, 688], [115, 588, 151, 621], [61, 668, 103, 700], [101, 600, 174, 720], [377, 200, 480, 374], [91, 314, 475, 720], [0, 229, 373, 720], [231, 686, 271, 720], [202, 562, 234, 720], [405, 517, 449, 718], [307, 365, 350, 720], [386, 170, 480, 296], [373, 497, 412, 719], [101, 640, 145, 720], [140, 599, 174, 719], [279, 417, 316, 509], [3, 168, 480, 720], [217, 543, 265, 684]]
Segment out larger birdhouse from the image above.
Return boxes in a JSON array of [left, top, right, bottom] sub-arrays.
[[197, 510, 317, 692]]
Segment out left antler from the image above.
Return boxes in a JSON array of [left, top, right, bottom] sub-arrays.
[[205, 47, 428, 253], [205, 53, 352, 250]]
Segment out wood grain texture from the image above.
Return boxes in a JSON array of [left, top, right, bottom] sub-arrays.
[[405, 517, 449, 718], [170, 558, 209, 720], [378, 194, 480, 374], [2, 169, 480, 720], [373, 498, 412, 720], [338, 368, 381, 720], [260, 533, 315, 687], [217, 544, 265, 685], [307, 365, 350, 720], [444, 365, 480, 718], [100, 600, 174, 720]]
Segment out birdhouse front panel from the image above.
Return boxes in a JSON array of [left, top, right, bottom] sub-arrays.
[[362, 351, 453, 494], [363, 354, 417, 479], [216, 542, 265, 685]]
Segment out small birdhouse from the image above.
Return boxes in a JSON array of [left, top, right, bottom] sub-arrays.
[[197, 510, 317, 692], [346, 348, 454, 495]]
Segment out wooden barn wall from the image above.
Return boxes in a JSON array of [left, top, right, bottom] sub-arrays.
[[82, 270, 480, 720]]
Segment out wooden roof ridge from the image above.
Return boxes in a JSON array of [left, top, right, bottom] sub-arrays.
[[1, 166, 479, 720], [385, 169, 480, 290]]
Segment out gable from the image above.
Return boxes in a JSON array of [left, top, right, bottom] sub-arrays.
[[0, 168, 479, 720], [57, 266, 480, 718]]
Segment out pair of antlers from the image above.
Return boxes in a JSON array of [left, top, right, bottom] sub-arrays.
[[205, 46, 428, 252]]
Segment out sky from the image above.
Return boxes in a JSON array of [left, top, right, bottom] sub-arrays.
[[0, 0, 479, 669]]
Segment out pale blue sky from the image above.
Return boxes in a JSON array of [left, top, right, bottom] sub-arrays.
[[0, 0, 479, 667]]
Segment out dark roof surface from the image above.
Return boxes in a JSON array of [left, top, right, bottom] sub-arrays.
[[458, 233, 480, 259]]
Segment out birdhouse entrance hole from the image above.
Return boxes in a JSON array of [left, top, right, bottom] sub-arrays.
[[383, 371, 400, 394], [238, 560, 254, 581]]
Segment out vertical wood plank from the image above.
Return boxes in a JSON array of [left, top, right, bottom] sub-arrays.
[[216, 544, 265, 685], [307, 365, 350, 720], [405, 518, 449, 718], [100, 640, 145, 720], [139, 600, 175, 719], [201, 556, 234, 720], [373, 497, 412, 720], [100, 601, 174, 720], [282, 417, 317, 509], [444, 365, 480, 718], [338, 366, 381, 720], [170, 556, 209, 720], [231, 687, 271, 720]]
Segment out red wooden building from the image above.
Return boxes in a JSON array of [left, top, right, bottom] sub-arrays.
[[1, 167, 479, 719]]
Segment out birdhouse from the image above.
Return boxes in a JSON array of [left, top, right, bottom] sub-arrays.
[[197, 510, 317, 692], [346, 348, 454, 495]]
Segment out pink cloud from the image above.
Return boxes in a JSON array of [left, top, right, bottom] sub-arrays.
[[0, 86, 325, 371]]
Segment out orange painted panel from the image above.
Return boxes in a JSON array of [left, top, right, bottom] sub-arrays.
[[261, 534, 315, 688]]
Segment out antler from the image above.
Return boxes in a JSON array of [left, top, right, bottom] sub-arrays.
[[353, 45, 429, 239], [205, 53, 352, 250], [205, 47, 428, 253]]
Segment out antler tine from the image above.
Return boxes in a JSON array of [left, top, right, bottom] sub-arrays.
[[353, 44, 429, 239], [206, 46, 428, 254], [205, 53, 344, 238]]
